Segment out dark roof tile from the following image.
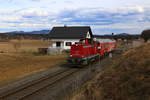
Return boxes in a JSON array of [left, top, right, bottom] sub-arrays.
[[48, 26, 93, 39]]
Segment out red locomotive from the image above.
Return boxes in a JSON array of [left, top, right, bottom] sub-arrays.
[[68, 38, 116, 65]]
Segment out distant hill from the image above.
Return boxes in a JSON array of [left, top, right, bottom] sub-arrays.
[[117, 33, 130, 36], [94, 33, 140, 40], [5, 30, 50, 34], [0, 30, 50, 40], [0, 30, 140, 40], [0, 30, 51, 40]]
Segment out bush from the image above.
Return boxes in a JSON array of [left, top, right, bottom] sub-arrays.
[[141, 30, 150, 42]]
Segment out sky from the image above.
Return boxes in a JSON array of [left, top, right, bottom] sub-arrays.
[[0, 0, 150, 35]]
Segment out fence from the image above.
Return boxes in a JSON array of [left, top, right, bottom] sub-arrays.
[[47, 47, 64, 55]]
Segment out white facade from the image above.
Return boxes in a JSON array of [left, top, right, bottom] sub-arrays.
[[50, 31, 92, 49], [51, 39, 79, 49]]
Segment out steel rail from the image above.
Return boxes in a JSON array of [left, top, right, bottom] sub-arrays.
[[0, 68, 77, 99], [20, 68, 79, 100]]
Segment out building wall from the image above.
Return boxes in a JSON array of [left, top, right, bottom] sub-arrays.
[[51, 39, 79, 49], [50, 31, 92, 49]]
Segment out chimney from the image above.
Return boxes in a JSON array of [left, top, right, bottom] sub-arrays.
[[64, 24, 67, 27]]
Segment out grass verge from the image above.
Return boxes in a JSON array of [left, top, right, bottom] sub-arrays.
[[72, 43, 150, 100]]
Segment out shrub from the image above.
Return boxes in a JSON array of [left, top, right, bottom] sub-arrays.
[[141, 30, 150, 42]]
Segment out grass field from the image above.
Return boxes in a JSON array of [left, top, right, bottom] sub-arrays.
[[0, 39, 67, 85], [0, 39, 51, 53]]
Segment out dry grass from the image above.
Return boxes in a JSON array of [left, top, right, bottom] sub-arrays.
[[72, 43, 150, 100], [0, 39, 51, 53], [0, 39, 67, 85], [0, 53, 67, 85]]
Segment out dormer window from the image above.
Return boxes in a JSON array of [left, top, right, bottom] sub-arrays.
[[86, 31, 91, 39]]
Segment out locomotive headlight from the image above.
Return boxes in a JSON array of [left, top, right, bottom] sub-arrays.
[[98, 46, 101, 49], [70, 55, 72, 57]]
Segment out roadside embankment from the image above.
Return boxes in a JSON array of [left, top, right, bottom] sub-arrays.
[[72, 43, 150, 100]]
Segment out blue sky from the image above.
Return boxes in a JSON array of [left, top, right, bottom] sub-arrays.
[[0, 0, 150, 34]]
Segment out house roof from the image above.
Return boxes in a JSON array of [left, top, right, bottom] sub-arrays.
[[48, 26, 93, 39]]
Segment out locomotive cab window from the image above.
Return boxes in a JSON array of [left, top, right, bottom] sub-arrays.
[[66, 42, 72, 46], [74, 42, 79, 44], [88, 39, 92, 44], [79, 39, 85, 43]]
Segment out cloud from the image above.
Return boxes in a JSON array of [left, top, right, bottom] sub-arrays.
[[30, 0, 40, 1], [0, 16, 22, 24], [0, 5, 150, 34], [0, 0, 12, 1], [64, 0, 74, 4], [20, 9, 49, 17], [56, 7, 143, 25]]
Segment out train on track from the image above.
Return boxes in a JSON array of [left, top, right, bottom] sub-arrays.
[[68, 38, 116, 65]]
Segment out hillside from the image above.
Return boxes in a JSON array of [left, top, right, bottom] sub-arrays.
[[72, 43, 150, 100], [94, 34, 140, 40], [4, 30, 50, 34], [0, 30, 50, 40]]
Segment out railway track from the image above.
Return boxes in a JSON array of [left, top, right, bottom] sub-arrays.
[[0, 67, 79, 100]]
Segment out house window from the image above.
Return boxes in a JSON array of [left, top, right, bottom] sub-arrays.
[[75, 42, 78, 44], [66, 42, 72, 46], [56, 42, 61, 47]]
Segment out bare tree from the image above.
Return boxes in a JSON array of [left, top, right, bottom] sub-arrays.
[[13, 39, 21, 52]]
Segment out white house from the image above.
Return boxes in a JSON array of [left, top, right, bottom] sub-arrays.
[[48, 26, 93, 49]]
